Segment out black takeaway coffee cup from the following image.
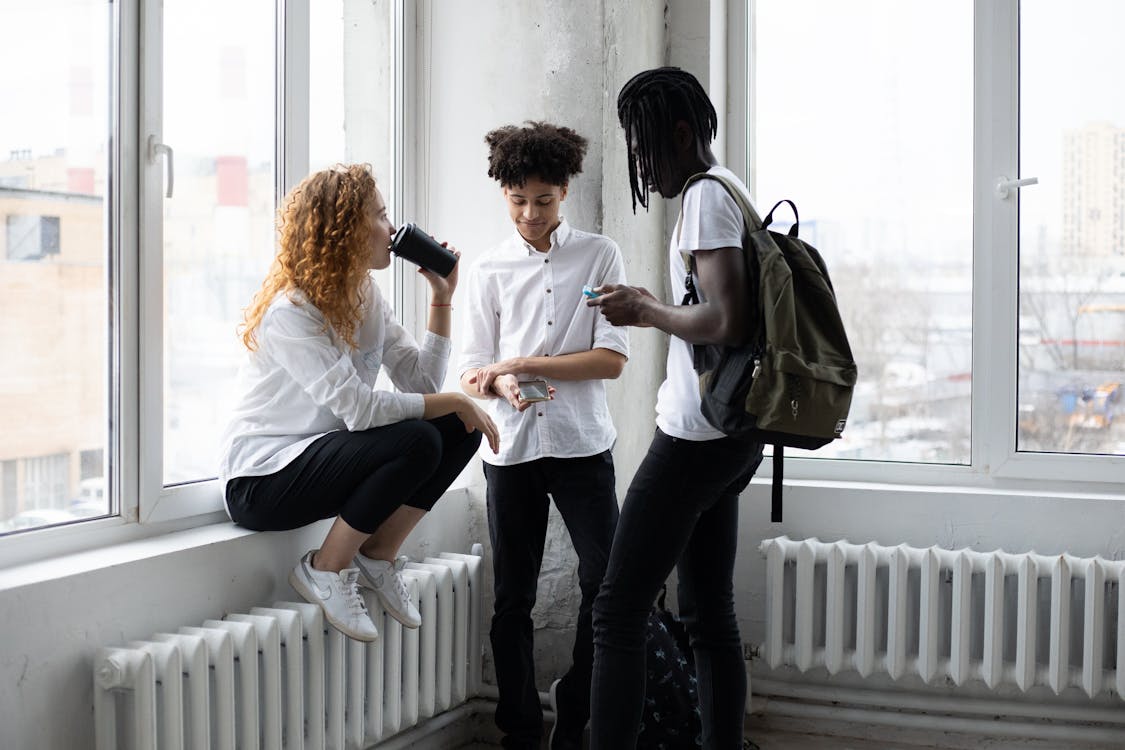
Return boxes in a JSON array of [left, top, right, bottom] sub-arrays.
[[390, 223, 458, 277]]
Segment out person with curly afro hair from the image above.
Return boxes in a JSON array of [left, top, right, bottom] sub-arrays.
[[219, 164, 499, 644], [458, 122, 630, 750]]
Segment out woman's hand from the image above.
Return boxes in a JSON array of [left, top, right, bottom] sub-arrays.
[[419, 243, 459, 302], [471, 357, 527, 395], [586, 283, 658, 327], [454, 395, 500, 454]]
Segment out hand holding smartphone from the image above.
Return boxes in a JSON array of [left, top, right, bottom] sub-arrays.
[[517, 379, 551, 403]]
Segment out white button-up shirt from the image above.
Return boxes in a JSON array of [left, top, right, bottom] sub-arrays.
[[219, 278, 450, 494], [458, 219, 629, 466]]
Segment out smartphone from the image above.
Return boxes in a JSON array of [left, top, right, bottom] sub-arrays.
[[517, 379, 550, 402], [582, 285, 601, 299]]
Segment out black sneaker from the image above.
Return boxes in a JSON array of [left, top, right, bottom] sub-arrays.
[[547, 678, 583, 750]]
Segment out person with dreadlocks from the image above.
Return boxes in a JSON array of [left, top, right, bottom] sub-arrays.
[[219, 164, 499, 643], [458, 121, 629, 750], [586, 67, 765, 748]]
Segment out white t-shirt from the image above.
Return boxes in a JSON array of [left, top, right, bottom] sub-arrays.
[[655, 165, 752, 441], [218, 278, 450, 495], [457, 219, 630, 465]]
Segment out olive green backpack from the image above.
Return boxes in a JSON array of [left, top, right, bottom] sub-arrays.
[[681, 173, 857, 521]]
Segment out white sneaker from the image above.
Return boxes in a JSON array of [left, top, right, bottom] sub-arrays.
[[353, 553, 421, 628], [288, 550, 378, 642]]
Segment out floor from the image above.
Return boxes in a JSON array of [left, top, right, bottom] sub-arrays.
[[455, 733, 1115, 750], [406, 696, 1123, 750], [451, 719, 1122, 750]]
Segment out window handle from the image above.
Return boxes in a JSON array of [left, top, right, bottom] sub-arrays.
[[995, 175, 1038, 200], [147, 135, 174, 198]]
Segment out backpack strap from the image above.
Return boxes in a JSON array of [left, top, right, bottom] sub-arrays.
[[771, 445, 784, 523], [677, 171, 763, 310]]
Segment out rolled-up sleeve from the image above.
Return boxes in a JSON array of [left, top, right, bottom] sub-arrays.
[[379, 294, 451, 394], [592, 242, 630, 358], [263, 305, 425, 429], [457, 262, 499, 375]]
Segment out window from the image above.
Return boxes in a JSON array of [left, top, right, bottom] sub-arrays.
[[745, 0, 1125, 485], [1, 0, 411, 544], [6, 215, 61, 260], [1017, 0, 1125, 457], [142, 0, 409, 523], [750, 0, 973, 465], [0, 0, 110, 535], [308, 0, 398, 304], [155, 0, 279, 488]]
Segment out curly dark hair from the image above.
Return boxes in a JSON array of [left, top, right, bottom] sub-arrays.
[[484, 121, 588, 187]]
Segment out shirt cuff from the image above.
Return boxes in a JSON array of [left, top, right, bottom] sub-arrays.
[[420, 330, 452, 358], [398, 391, 426, 420]]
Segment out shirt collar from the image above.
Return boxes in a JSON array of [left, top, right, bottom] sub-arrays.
[[513, 218, 572, 256]]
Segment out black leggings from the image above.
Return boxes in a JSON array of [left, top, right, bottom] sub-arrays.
[[226, 414, 481, 534]]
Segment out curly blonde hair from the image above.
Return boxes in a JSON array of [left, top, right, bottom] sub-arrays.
[[240, 164, 379, 351]]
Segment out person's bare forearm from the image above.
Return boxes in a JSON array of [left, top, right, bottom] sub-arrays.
[[517, 349, 626, 381], [459, 370, 496, 400], [637, 297, 745, 346], [422, 391, 469, 418], [426, 294, 452, 338], [592, 247, 749, 346]]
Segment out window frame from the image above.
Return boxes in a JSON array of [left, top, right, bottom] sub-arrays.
[[0, 0, 415, 564], [736, 0, 1125, 492], [140, 0, 413, 524]]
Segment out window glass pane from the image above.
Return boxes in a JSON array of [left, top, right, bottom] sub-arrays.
[[308, 0, 396, 344], [162, 0, 276, 484], [1018, 0, 1125, 456], [753, 0, 973, 463], [0, 0, 111, 533]]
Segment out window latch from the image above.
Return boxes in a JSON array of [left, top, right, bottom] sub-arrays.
[[995, 175, 1038, 200], [147, 135, 174, 199]]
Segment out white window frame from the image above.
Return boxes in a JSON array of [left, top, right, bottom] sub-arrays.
[[0, 0, 415, 567], [141, 0, 415, 525], [733, 0, 1125, 494]]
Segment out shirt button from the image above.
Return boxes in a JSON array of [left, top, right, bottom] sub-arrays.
[[546, 288, 552, 294], [544, 258, 549, 263], [547, 321, 553, 325], [537, 411, 543, 417]]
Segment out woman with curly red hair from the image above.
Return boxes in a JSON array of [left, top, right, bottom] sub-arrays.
[[219, 164, 499, 641]]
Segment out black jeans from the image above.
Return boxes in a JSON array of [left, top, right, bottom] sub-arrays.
[[226, 414, 481, 534], [589, 430, 762, 750], [484, 451, 619, 749]]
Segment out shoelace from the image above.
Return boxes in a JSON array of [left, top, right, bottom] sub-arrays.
[[391, 557, 412, 605], [339, 569, 370, 616]]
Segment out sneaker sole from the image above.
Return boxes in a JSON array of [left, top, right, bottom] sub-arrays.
[[288, 569, 378, 643], [356, 570, 422, 629]]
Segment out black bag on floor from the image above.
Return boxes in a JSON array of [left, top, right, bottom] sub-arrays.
[[638, 588, 702, 749]]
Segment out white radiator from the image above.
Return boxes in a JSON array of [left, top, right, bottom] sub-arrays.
[[759, 535, 1125, 700], [93, 544, 484, 750]]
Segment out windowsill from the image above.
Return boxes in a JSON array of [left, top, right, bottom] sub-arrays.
[[3, 471, 1119, 590], [748, 473, 1125, 503], [0, 483, 480, 590], [0, 516, 259, 593]]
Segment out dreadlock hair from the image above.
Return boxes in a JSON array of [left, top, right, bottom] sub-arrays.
[[617, 66, 718, 212], [484, 121, 588, 187]]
